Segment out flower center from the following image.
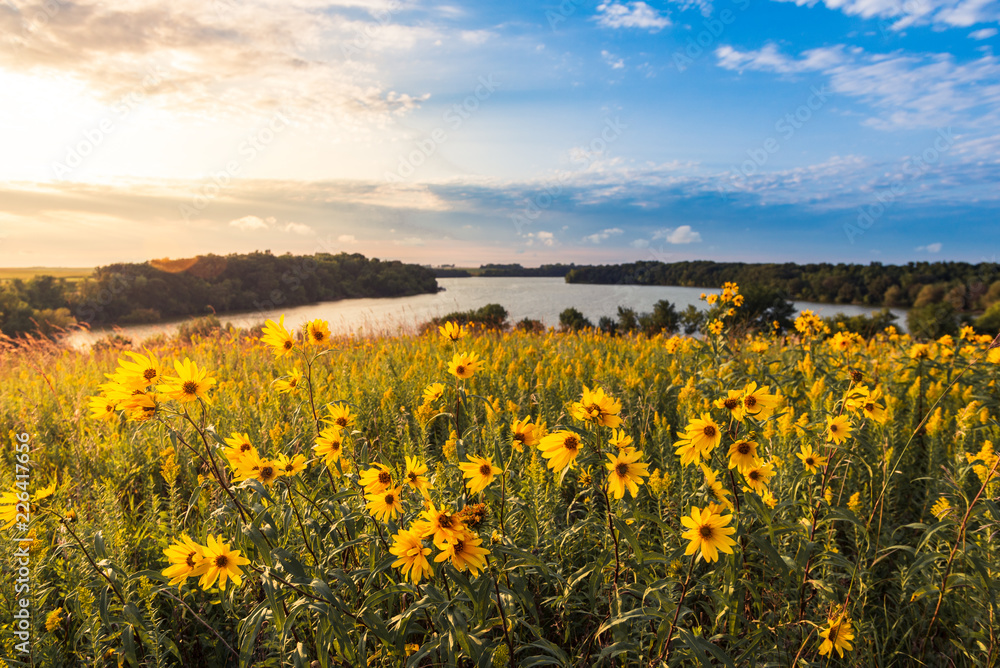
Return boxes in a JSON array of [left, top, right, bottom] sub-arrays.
[[378, 471, 392, 485], [479, 463, 492, 476], [384, 493, 395, 505], [699, 525, 714, 539], [805, 457, 815, 466], [336, 417, 348, 427], [185, 552, 196, 567], [564, 436, 579, 451], [182, 380, 199, 395], [260, 466, 274, 480], [143, 368, 157, 380], [283, 340, 293, 349], [456, 365, 466, 375], [616, 462, 629, 477], [749, 471, 760, 481], [438, 515, 453, 529], [703, 425, 716, 438], [737, 442, 750, 455], [408, 471, 418, 482], [724, 398, 739, 410], [313, 331, 325, 341], [744, 396, 757, 408], [454, 539, 465, 553], [215, 554, 229, 568]]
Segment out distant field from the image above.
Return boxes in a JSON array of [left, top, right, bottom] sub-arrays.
[[0, 266, 93, 280]]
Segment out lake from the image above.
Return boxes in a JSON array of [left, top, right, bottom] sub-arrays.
[[61, 276, 907, 348]]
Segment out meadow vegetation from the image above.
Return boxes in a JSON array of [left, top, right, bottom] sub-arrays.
[[1, 284, 999, 667]]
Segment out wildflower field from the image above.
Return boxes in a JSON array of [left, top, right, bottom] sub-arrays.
[[2, 286, 999, 667]]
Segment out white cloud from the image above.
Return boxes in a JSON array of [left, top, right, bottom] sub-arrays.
[[583, 227, 624, 243], [769, 0, 1000, 31], [229, 215, 275, 231], [595, 2, 670, 32], [283, 222, 314, 235], [653, 225, 702, 243], [715, 43, 1000, 131], [602, 50, 626, 69], [338, 234, 358, 243], [916, 242, 943, 252], [971, 27, 999, 39], [630, 238, 650, 248], [537, 230, 556, 246]]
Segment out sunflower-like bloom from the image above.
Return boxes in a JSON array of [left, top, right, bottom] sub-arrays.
[[744, 461, 776, 495], [510, 417, 540, 452], [818, 612, 855, 658], [197, 535, 250, 590], [675, 414, 722, 466], [0, 491, 26, 530], [740, 382, 780, 420], [458, 455, 501, 494], [323, 404, 355, 431], [261, 315, 296, 357], [87, 395, 118, 421], [232, 451, 281, 486], [366, 486, 403, 523], [162, 535, 208, 587], [438, 321, 468, 342], [680, 506, 737, 563], [727, 439, 759, 473], [390, 528, 433, 585], [121, 391, 158, 422], [609, 429, 635, 453], [157, 358, 216, 405], [713, 390, 743, 418], [796, 444, 828, 474], [273, 368, 303, 394], [313, 427, 343, 465], [826, 415, 853, 445], [223, 432, 256, 468], [422, 382, 445, 404], [570, 386, 622, 428], [275, 453, 308, 476], [404, 456, 432, 498], [305, 319, 331, 346], [116, 350, 165, 390], [448, 352, 483, 379], [701, 465, 734, 511], [538, 430, 584, 472], [605, 449, 650, 500], [859, 387, 888, 425], [359, 463, 394, 495], [434, 529, 490, 576], [413, 502, 465, 547]]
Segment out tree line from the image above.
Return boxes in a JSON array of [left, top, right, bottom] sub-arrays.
[[0, 252, 438, 338]]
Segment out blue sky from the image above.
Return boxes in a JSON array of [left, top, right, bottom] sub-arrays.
[[0, 0, 997, 267]]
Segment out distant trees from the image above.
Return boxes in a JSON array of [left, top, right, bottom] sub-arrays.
[[559, 308, 593, 332], [426, 304, 511, 332], [0, 252, 439, 337]]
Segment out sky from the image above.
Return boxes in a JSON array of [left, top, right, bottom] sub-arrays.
[[0, 0, 998, 268]]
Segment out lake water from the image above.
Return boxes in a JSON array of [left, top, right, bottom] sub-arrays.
[[61, 276, 907, 348]]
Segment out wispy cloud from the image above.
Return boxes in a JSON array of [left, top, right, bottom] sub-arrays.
[[768, 0, 1000, 31], [584, 227, 624, 243], [653, 225, 702, 243], [916, 242, 943, 252], [595, 2, 670, 31]]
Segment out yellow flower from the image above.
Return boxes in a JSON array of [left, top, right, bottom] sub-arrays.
[[115, 350, 165, 390], [162, 535, 208, 587], [713, 390, 744, 418], [676, 414, 722, 466], [701, 465, 733, 511], [390, 528, 433, 585], [232, 451, 281, 486], [727, 439, 759, 473], [422, 382, 445, 404], [261, 315, 296, 357], [680, 505, 737, 563], [795, 444, 828, 474], [157, 358, 216, 405], [740, 382, 780, 420], [198, 535, 250, 590], [608, 429, 634, 453], [761, 490, 777, 508], [930, 496, 951, 520], [438, 321, 468, 342], [223, 432, 256, 468], [743, 461, 775, 495], [458, 455, 502, 494], [605, 449, 650, 499], [433, 528, 490, 576], [323, 404, 356, 431], [313, 427, 344, 465], [87, 395, 118, 421], [708, 320, 724, 335], [510, 417, 540, 452], [848, 492, 862, 513], [818, 612, 855, 659], [305, 319, 331, 346], [45, 607, 64, 632], [273, 368, 303, 394], [366, 486, 403, 523], [570, 386, 623, 428], [359, 463, 394, 495], [448, 352, 484, 379], [413, 502, 466, 547], [404, 455, 432, 498], [538, 430, 584, 472], [826, 415, 853, 445], [275, 453, 308, 476]]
